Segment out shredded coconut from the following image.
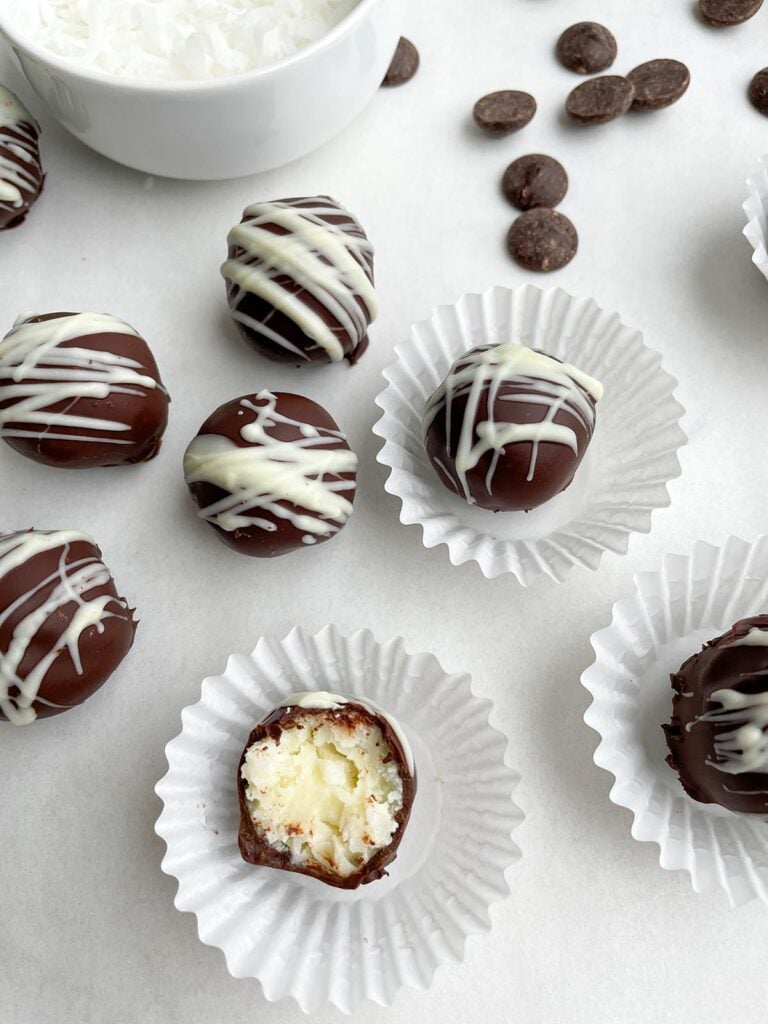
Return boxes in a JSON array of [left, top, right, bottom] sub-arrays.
[[16, 0, 361, 81]]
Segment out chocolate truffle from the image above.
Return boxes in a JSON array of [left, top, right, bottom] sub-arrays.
[[423, 342, 603, 512], [221, 196, 377, 366], [183, 390, 357, 558], [664, 617, 768, 814], [0, 312, 170, 469], [0, 86, 44, 231], [0, 530, 137, 725], [238, 691, 415, 889]]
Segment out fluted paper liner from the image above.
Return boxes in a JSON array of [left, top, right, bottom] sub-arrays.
[[155, 625, 522, 1013], [373, 285, 686, 585], [582, 536, 768, 907], [744, 156, 768, 282]]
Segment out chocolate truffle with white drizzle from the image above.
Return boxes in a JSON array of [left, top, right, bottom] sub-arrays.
[[423, 342, 603, 512], [0, 85, 44, 231], [0, 530, 137, 726], [0, 312, 170, 469], [238, 691, 416, 889], [221, 196, 377, 366], [664, 616, 768, 814], [183, 390, 357, 557]]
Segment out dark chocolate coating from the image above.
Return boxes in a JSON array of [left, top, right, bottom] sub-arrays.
[[0, 530, 137, 723], [223, 196, 375, 366], [184, 391, 356, 558], [0, 100, 44, 231], [237, 700, 416, 889], [0, 312, 170, 469], [664, 616, 768, 814], [424, 346, 597, 512]]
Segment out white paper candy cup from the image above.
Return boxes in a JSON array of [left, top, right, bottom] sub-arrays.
[[155, 625, 522, 1014], [744, 156, 768, 282], [582, 536, 768, 907], [373, 285, 686, 585]]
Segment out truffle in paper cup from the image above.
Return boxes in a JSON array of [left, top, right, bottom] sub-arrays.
[[582, 536, 768, 907], [155, 625, 522, 1014], [744, 156, 768, 283], [373, 285, 686, 585]]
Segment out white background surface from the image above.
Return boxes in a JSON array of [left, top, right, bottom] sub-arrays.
[[2, 1, 768, 1022]]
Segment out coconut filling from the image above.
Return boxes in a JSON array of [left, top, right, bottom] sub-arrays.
[[241, 713, 404, 878]]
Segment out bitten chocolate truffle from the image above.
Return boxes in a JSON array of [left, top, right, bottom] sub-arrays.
[[221, 196, 377, 366], [423, 342, 602, 512], [0, 530, 137, 725], [238, 692, 415, 889], [664, 617, 768, 814], [183, 390, 357, 558], [0, 86, 44, 231], [0, 312, 170, 469]]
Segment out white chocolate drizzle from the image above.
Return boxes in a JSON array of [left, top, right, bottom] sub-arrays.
[[694, 689, 768, 775], [183, 390, 357, 537], [279, 691, 415, 775], [221, 197, 377, 363], [0, 86, 40, 210], [730, 627, 768, 649], [0, 530, 130, 726], [0, 312, 162, 447], [423, 342, 603, 503], [687, 623, 768, 775]]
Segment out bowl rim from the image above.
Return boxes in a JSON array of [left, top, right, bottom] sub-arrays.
[[0, 0, 387, 93]]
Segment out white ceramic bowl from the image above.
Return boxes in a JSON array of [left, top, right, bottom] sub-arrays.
[[0, 0, 402, 180]]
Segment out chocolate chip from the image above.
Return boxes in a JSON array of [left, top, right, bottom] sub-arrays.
[[473, 90, 537, 135], [628, 59, 690, 110], [556, 22, 617, 74], [565, 75, 635, 125], [749, 68, 768, 115], [382, 37, 420, 86], [502, 155, 569, 211], [507, 209, 578, 272], [699, 0, 763, 24]]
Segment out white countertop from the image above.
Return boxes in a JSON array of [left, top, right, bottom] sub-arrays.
[[2, 2, 768, 1022]]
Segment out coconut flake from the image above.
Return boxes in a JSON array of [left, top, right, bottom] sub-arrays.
[[19, 0, 360, 81]]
